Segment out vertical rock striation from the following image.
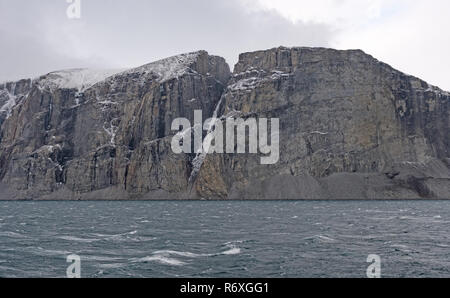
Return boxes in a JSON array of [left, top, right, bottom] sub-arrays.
[[0, 47, 448, 200], [0, 51, 231, 199], [194, 47, 449, 199]]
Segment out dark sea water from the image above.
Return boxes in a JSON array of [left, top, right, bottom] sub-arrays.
[[0, 200, 449, 278]]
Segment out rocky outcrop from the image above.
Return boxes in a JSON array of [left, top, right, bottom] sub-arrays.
[[194, 47, 449, 199], [0, 47, 448, 200], [0, 51, 230, 200]]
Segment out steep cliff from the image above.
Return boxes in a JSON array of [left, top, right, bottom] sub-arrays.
[[195, 47, 449, 199], [0, 47, 448, 200], [0, 51, 231, 200]]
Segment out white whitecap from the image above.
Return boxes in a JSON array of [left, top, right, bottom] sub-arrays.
[[222, 247, 241, 255], [152, 250, 208, 258], [58, 235, 100, 243], [134, 256, 186, 266]]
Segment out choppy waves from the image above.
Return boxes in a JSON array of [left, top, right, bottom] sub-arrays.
[[132, 242, 243, 267], [1, 200, 450, 277]]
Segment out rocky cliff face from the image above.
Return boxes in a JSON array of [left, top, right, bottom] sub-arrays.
[[0, 51, 230, 200], [0, 47, 449, 200]]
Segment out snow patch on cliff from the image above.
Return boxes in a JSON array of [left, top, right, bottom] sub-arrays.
[[228, 77, 262, 91], [103, 118, 120, 145], [228, 69, 291, 92], [425, 84, 450, 97]]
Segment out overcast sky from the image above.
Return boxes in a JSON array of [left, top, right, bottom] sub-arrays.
[[0, 0, 449, 90]]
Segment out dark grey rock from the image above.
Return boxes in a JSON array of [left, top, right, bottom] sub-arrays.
[[0, 47, 448, 200]]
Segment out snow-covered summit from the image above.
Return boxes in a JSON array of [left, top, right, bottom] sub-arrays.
[[10, 51, 208, 94], [37, 68, 127, 92], [121, 51, 204, 83]]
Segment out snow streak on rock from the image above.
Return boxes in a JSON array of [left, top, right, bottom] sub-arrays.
[[0, 83, 17, 119], [188, 96, 224, 186]]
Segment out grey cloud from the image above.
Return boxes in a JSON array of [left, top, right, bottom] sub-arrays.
[[0, 0, 333, 81]]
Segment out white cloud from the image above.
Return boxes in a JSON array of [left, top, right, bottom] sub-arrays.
[[333, 0, 450, 91], [249, 0, 450, 90], [248, 0, 389, 27], [0, 0, 332, 81]]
